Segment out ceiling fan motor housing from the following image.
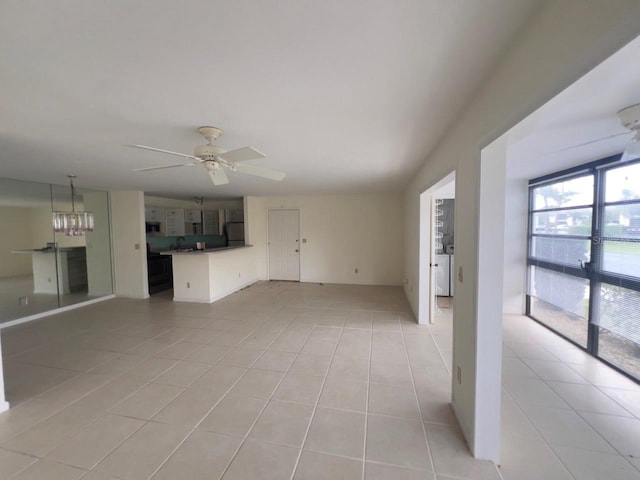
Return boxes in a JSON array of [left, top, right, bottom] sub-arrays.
[[193, 144, 225, 160], [618, 104, 640, 131]]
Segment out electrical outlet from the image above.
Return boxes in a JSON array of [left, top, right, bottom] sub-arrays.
[[134, 243, 140, 250], [354, 268, 358, 274], [186, 282, 190, 288], [457, 366, 462, 384]]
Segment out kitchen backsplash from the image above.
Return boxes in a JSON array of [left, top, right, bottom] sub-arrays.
[[146, 234, 226, 252]]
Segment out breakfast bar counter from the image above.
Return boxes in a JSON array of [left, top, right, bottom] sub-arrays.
[[160, 245, 256, 303]]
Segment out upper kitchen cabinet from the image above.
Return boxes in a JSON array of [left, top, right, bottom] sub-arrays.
[[226, 208, 244, 222], [185, 209, 202, 223], [203, 210, 220, 235], [165, 208, 185, 236], [145, 206, 165, 222]]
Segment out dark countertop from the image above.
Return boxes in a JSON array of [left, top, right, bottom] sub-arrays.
[[13, 246, 86, 254], [160, 245, 252, 255]]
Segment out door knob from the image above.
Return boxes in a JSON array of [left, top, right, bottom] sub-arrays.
[[295, 249, 299, 253]]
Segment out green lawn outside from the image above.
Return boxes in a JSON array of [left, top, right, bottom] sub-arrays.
[[604, 241, 640, 255]]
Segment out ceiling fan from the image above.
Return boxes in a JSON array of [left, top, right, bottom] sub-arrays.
[[543, 104, 640, 160], [130, 126, 286, 186]]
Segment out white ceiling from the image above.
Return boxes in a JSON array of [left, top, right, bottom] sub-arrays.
[[0, 1, 540, 200], [506, 34, 640, 180]]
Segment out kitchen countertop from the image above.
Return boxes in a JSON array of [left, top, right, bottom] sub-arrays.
[[159, 245, 252, 255], [12, 246, 86, 254]]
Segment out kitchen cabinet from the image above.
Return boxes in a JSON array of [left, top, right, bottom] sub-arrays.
[[165, 208, 185, 236], [226, 208, 244, 222], [145, 206, 165, 222], [185, 209, 202, 223], [203, 210, 220, 235]]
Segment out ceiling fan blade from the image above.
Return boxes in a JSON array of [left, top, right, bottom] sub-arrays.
[[208, 168, 230, 186], [133, 163, 196, 172], [543, 131, 631, 156], [217, 146, 266, 163], [234, 163, 286, 181], [129, 144, 201, 161]]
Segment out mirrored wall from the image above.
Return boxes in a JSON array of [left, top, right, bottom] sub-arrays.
[[0, 178, 113, 324]]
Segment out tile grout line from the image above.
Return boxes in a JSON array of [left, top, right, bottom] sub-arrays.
[[1, 349, 189, 464], [62, 309, 270, 478], [572, 408, 640, 474], [145, 309, 294, 479], [505, 318, 640, 474], [146, 309, 311, 480], [361, 311, 373, 480], [399, 315, 438, 476], [286, 314, 349, 480], [424, 320, 453, 377], [499, 362, 578, 479]]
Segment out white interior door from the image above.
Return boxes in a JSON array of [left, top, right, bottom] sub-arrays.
[[268, 209, 300, 281]]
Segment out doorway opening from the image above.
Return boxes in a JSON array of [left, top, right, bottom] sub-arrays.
[[418, 172, 455, 325]]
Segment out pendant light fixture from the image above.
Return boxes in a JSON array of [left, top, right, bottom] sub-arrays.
[[52, 175, 95, 236]]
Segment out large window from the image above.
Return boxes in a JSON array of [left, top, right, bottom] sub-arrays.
[[527, 158, 640, 381]]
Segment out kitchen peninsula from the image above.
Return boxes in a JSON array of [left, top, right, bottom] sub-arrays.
[[161, 245, 257, 303]]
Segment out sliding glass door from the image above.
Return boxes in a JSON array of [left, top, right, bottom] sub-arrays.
[[597, 161, 640, 378], [527, 157, 640, 381]]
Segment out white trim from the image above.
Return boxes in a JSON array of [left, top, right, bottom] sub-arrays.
[[0, 401, 9, 414], [0, 294, 116, 330]]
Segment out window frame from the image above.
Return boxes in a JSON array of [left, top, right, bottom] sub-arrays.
[[526, 154, 640, 383]]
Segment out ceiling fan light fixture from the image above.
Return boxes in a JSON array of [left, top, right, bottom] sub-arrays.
[[129, 125, 285, 186], [618, 104, 640, 162], [621, 131, 640, 163]]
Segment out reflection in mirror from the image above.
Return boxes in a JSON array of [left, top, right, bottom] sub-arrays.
[[0, 178, 113, 324]]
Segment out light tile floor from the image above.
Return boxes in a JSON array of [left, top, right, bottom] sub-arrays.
[[0, 281, 638, 479]]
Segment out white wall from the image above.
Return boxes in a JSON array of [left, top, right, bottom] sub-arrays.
[[110, 191, 148, 299], [84, 192, 114, 296], [503, 177, 529, 314], [403, 0, 640, 460], [246, 193, 404, 286], [0, 207, 33, 277]]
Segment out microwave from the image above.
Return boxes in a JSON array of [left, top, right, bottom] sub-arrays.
[[145, 222, 161, 233]]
